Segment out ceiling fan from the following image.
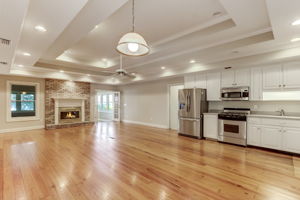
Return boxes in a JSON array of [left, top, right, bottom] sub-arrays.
[[110, 55, 136, 78]]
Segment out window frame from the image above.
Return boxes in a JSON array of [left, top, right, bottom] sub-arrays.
[[99, 93, 114, 113], [6, 81, 40, 122]]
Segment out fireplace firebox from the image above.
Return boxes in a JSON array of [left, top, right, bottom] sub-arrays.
[[59, 107, 81, 124]]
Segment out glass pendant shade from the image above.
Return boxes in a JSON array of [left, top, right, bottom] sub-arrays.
[[116, 32, 150, 56]]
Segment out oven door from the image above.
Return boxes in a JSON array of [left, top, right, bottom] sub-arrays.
[[218, 119, 246, 139]]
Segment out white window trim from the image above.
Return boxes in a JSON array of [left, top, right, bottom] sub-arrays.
[[6, 81, 41, 122]]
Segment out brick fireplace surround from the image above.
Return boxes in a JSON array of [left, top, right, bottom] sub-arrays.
[[45, 79, 94, 129]]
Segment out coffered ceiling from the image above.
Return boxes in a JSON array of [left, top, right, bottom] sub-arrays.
[[1, 0, 300, 85]]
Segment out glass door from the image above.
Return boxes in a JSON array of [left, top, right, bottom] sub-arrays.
[[113, 92, 120, 121]]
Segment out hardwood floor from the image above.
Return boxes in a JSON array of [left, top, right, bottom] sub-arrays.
[[1, 122, 300, 200]]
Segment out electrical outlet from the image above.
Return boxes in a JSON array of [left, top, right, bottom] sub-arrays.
[[253, 105, 258, 110]]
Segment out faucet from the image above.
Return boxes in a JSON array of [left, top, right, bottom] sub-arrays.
[[277, 109, 285, 116]]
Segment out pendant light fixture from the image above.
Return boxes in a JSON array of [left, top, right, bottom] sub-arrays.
[[116, 0, 150, 56]]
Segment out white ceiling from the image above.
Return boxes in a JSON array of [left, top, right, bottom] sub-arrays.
[[2, 0, 300, 85]]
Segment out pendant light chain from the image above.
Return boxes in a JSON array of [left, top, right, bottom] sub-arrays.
[[132, 0, 135, 32]]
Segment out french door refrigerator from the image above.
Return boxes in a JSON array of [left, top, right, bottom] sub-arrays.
[[178, 88, 208, 138]]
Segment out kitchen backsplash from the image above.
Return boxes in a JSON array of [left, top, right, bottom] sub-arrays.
[[209, 101, 300, 113]]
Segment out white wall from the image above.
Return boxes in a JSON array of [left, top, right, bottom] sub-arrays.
[[209, 101, 300, 113], [118, 77, 183, 128], [0, 75, 45, 133], [90, 83, 117, 122]]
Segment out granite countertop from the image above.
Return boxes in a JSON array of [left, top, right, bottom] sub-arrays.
[[248, 111, 300, 120]]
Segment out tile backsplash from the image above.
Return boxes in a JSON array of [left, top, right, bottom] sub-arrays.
[[209, 101, 300, 113]]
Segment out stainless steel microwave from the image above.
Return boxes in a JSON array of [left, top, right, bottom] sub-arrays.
[[221, 87, 249, 101]]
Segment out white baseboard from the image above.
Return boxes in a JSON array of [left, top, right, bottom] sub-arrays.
[[0, 125, 45, 134], [122, 120, 169, 129]]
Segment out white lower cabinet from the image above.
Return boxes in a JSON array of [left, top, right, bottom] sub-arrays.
[[247, 125, 261, 146], [260, 126, 282, 150], [282, 128, 300, 154], [204, 114, 218, 139], [247, 117, 300, 154]]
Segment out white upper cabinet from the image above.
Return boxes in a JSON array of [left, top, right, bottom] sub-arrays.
[[235, 68, 250, 87], [263, 65, 282, 89], [195, 73, 207, 89], [250, 67, 263, 101], [221, 70, 235, 87], [184, 74, 196, 88], [263, 63, 300, 90], [282, 62, 300, 89], [221, 69, 250, 88], [206, 72, 221, 101]]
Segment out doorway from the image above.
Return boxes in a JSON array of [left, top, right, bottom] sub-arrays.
[[169, 84, 184, 130], [95, 90, 120, 122]]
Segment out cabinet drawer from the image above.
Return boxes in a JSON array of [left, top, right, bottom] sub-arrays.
[[283, 120, 300, 128], [261, 118, 285, 126], [247, 117, 261, 125]]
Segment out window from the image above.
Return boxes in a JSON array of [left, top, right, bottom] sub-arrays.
[[263, 91, 300, 101], [11, 85, 36, 117], [98, 94, 114, 112], [7, 81, 40, 121]]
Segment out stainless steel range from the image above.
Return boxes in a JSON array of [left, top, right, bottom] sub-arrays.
[[218, 108, 250, 146]]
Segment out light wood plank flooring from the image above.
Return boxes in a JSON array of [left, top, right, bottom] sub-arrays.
[[0, 122, 300, 200]]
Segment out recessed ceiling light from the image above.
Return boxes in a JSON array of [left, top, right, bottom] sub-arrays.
[[102, 58, 107, 62], [60, 70, 64, 73], [94, 25, 99, 29], [17, 64, 24, 67], [291, 38, 300, 42], [87, 74, 90, 76], [131, 72, 136, 75], [34, 25, 47, 32], [189, 60, 196, 64], [292, 19, 300, 26], [161, 66, 166, 70], [23, 52, 31, 56]]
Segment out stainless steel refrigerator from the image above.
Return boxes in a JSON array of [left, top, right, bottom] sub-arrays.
[[178, 88, 208, 138]]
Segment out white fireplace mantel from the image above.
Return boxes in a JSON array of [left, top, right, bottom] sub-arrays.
[[52, 98, 86, 125]]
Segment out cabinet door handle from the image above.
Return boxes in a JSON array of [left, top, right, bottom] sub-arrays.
[[283, 84, 286, 87], [279, 85, 282, 87]]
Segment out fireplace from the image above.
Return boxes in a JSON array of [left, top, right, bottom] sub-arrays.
[[59, 107, 81, 124]]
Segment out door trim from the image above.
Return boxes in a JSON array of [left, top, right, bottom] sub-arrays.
[[168, 83, 184, 130]]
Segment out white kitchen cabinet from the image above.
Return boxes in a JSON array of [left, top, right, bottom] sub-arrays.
[[206, 72, 221, 101], [260, 126, 282, 150], [282, 128, 300, 154], [195, 73, 207, 89], [247, 116, 300, 153], [184, 74, 196, 88], [221, 69, 250, 88], [204, 113, 218, 139], [283, 62, 300, 89], [250, 67, 263, 101], [221, 70, 235, 87], [263, 63, 300, 90], [247, 125, 261, 146], [235, 68, 250, 87], [263, 65, 282, 89]]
